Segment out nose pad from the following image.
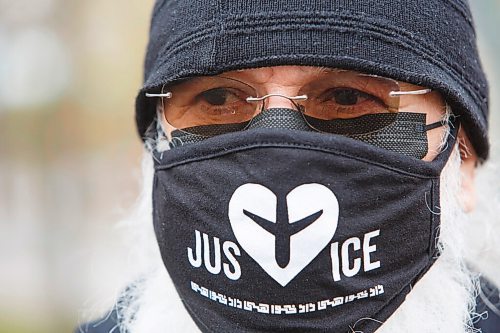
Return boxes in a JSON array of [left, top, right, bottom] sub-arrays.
[[246, 108, 314, 131]]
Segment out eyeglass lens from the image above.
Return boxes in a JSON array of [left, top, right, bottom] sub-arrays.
[[158, 71, 402, 138]]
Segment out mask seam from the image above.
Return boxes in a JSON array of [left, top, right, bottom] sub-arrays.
[[154, 142, 445, 179], [428, 179, 442, 258]]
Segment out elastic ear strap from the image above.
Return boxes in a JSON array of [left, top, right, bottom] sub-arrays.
[[424, 120, 445, 132], [432, 118, 460, 168]]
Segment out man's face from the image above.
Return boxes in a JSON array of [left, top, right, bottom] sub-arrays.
[[158, 65, 475, 165], [125, 65, 481, 333]]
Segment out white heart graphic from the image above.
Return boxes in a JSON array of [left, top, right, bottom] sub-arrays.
[[228, 183, 339, 286]]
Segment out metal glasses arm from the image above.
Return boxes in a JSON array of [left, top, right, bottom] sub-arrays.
[[145, 92, 173, 98], [389, 89, 431, 97]]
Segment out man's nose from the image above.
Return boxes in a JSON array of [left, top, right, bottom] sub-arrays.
[[262, 94, 299, 110], [257, 84, 304, 110]]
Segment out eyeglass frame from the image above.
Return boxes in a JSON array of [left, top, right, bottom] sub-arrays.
[[144, 72, 434, 138]]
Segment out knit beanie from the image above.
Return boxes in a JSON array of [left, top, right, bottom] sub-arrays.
[[135, 0, 490, 160]]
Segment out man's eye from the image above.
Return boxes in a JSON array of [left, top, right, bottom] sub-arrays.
[[199, 88, 233, 106], [328, 88, 364, 106]]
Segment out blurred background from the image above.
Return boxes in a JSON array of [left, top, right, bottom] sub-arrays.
[[0, 0, 152, 332], [0, 1, 499, 332]]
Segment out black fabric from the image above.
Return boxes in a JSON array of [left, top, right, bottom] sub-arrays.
[[246, 108, 313, 132], [474, 276, 500, 332], [152, 128, 456, 333], [170, 108, 314, 147], [136, 0, 489, 160], [170, 110, 432, 159], [304, 113, 398, 135], [177, 121, 251, 137], [343, 112, 431, 159]]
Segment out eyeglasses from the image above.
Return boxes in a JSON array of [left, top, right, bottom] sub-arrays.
[[145, 70, 431, 139]]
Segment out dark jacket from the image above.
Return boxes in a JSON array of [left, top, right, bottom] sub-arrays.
[[475, 277, 500, 332]]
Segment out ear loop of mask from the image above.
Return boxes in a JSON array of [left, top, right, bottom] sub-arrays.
[[155, 99, 173, 153]]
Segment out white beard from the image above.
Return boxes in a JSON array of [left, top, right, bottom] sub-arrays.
[[116, 145, 479, 333], [376, 146, 479, 333]]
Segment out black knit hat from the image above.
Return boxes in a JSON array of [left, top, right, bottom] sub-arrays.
[[136, 0, 490, 160]]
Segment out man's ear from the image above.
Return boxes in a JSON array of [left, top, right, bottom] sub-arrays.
[[458, 128, 478, 212]]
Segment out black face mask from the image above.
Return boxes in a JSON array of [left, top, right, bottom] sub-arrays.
[[168, 109, 443, 159], [152, 124, 456, 333]]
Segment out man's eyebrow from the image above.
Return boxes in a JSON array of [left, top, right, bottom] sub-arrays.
[[309, 67, 352, 78], [312, 67, 333, 74]]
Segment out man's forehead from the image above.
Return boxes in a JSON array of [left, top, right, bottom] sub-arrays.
[[204, 66, 426, 91], [227, 66, 335, 83]]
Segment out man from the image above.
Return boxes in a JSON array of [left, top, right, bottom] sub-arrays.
[[78, 0, 500, 332]]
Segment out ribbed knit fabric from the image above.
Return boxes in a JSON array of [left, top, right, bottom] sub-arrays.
[[136, 0, 489, 160]]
